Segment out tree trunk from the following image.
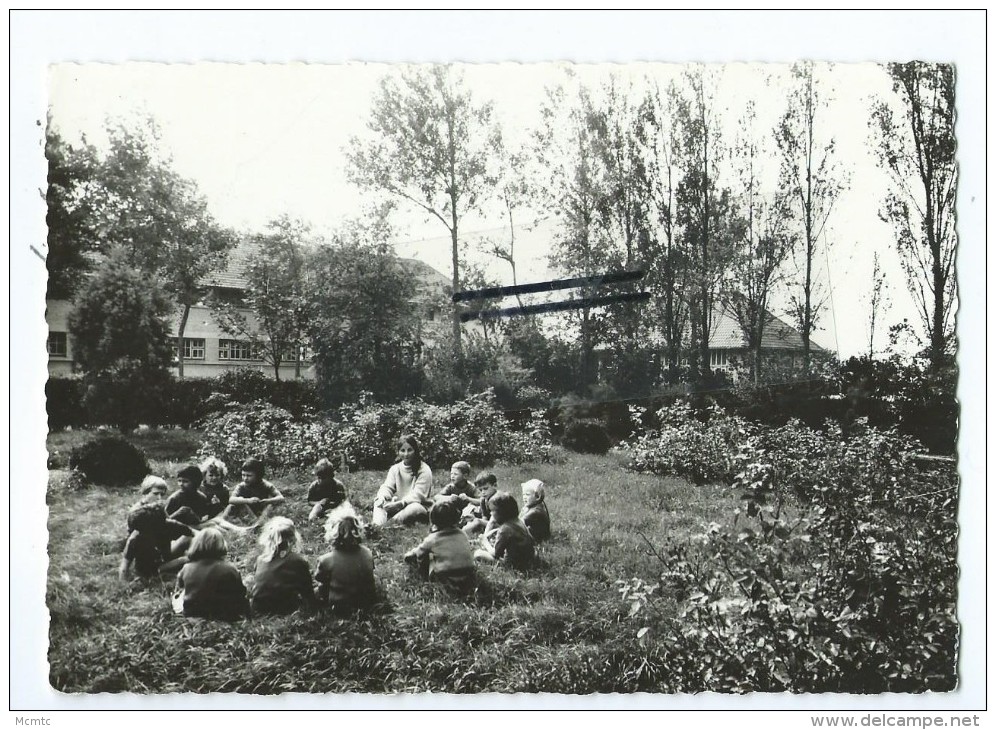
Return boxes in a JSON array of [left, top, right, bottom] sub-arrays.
[[176, 303, 190, 379]]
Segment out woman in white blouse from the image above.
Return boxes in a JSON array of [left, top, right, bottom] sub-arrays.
[[372, 434, 433, 526]]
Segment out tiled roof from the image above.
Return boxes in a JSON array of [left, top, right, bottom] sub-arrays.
[[203, 241, 451, 293], [709, 302, 825, 352]]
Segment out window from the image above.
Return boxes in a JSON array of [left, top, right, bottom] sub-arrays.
[[48, 331, 68, 357], [710, 349, 730, 368], [181, 338, 205, 360], [219, 339, 261, 361]]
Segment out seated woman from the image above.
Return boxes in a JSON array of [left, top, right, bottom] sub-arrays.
[[372, 434, 433, 527]]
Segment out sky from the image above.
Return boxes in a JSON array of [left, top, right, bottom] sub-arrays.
[[11, 10, 988, 714], [48, 59, 920, 359]]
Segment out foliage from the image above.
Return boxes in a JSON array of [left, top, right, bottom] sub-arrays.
[[67, 250, 174, 432], [211, 217, 311, 380], [68, 433, 150, 487], [624, 402, 750, 485], [346, 63, 501, 354], [304, 232, 422, 407], [45, 128, 101, 300], [46, 377, 87, 431], [619, 411, 957, 692], [82, 360, 175, 433], [870, 62, 957, 371], [560, 418, 612, 455], [67, 249, 173, 374], [776, 61, 847, 371], [49, 120, 235, 379], [198, 390, 553, 473]]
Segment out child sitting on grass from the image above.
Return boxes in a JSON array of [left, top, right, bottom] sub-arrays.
[[314, 506, 377, 614], [222, 457, 285, 526], [250, 517, 315, 615], [307, 458, 348, 522], [462, 471, 499, 538], [436, 461, 481, 513], [133, 475, 169, 508], [520, 479, 551, 542], [172, 528, 249, 621], [404, 500, 476, 594], [165, 464, 213, 527], [119, 502, 195, 581], [200, 457, 231, 519], [473, 491, 535, 570]]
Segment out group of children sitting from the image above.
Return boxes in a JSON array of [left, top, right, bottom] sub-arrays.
[[118, 434, 552, 621]]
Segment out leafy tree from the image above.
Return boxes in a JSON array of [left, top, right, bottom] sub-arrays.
[[588, 75, 660, 396], [723, 101, 795, 386], [95, 122, 235, 378], [346, 64, 500, 357], [47, 119, 234, 377], [67, 249, 173, 430], [636, 80, 692, 381], [44, 127, 101, 299], [212, 216, 311, 380], [776, 62, 847, 372], [870, 62, 957, 372], [533, 78, 613, 389], [673, 66, 734, 387], [304, 222, 422, 406]]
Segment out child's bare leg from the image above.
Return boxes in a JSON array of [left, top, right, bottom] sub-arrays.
[[308, 503, 325, 522], [473, 549, 495, 564]]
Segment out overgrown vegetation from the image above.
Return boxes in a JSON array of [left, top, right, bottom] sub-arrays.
[[198, 390, 552, 472], [47, 409, 957, 693], [618, 402, 959, 692]]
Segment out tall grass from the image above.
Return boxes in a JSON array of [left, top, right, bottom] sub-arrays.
[[47, 437, 741, 694]]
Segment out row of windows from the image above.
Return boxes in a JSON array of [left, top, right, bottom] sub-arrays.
[[47, 332, 309, 363], [178, 338, 311, 363]]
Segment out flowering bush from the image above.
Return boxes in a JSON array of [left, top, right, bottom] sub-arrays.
[[623, 403, 752, 484], [198, 390, 552, 472]]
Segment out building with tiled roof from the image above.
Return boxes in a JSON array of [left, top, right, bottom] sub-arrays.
[[45, 240, 458, 380]]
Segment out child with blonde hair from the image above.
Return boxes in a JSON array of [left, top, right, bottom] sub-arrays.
[[520, 479, 551, 542], [172, 528, 248, 620], [250, 517, 315, 615], [199, 456, 231, 519], [314, 505, 376, 613], [134, 475, 169, 507]]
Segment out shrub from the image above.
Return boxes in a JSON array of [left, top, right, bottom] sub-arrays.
[[618, 410, 958, 692], [67, 433, 150, 487], [46, 377, 87, 431], [198, 390, 553, 473], [560, 419, 611, 455], [82, 361, 173, 432], [624, 403, 751, 485]]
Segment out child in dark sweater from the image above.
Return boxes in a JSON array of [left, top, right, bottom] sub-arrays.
[[307, 458, 348, 522], [473, 491, 535, 570], [436, 461, 481, 512], [250, 517, 315, 615], [405, 501, 476, 593], [314, 508, 376, 614], [119, 502, 195, 580], [172, 528, 248, 621]]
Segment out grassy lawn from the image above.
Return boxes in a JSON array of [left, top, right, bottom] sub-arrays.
[[46, 429, 752, 694]]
